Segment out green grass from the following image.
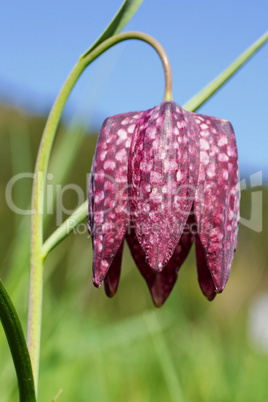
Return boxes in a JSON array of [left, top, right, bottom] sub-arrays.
[[0, 104, 268, 401]]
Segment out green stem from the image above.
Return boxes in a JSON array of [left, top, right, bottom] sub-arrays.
[[0, 280, 36, 402], [81, 31, 173, 99], [42, 201, 88, 260], [41, 31, 268, 259], [28, 31, 172, 394]]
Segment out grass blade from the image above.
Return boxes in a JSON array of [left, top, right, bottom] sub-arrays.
[[144, 313, 185, 402], [183, 31, 268, 112], [83, 0, 144, 56], [0, 280, 36, 402]]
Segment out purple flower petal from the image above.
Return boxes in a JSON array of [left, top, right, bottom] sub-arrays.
[[88, 100, 240, 304], [194, 114, 240, 293], [195, 234, 216, 300], [104, 241, 124, 297], [126, 226, 193, 307], [128, 102, 200, 272], [89, 111, 141, 287]]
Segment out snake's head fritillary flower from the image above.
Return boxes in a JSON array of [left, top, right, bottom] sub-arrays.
[[88, 101, 240, 306]]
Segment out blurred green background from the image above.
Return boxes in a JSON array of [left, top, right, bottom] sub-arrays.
[[0, 102, 267, 402]]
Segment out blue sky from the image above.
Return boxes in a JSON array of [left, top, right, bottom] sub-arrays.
[[0, 0, 267, 178]]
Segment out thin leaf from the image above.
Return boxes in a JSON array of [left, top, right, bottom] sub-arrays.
[[42, 200, 88, 259], [184, 31, 268, 112], [0, 280, 36, 402], [144, 313, 185, 402], [83, 0, 144, 57]]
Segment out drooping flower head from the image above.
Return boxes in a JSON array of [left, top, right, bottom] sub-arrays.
[[88, 101, 240, 306]]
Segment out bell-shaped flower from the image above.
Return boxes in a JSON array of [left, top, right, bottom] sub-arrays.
[[88, 101, 240, 306]]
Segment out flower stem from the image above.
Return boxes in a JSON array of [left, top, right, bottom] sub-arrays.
[[81, 31, 173, 100], [28, 31, 173, 394], [0, 280, 36, 402]]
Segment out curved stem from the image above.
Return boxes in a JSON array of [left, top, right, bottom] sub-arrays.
[[28, 31, 172, 394], [82, 31, 173, 101], [0, 280, 36, 402]]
